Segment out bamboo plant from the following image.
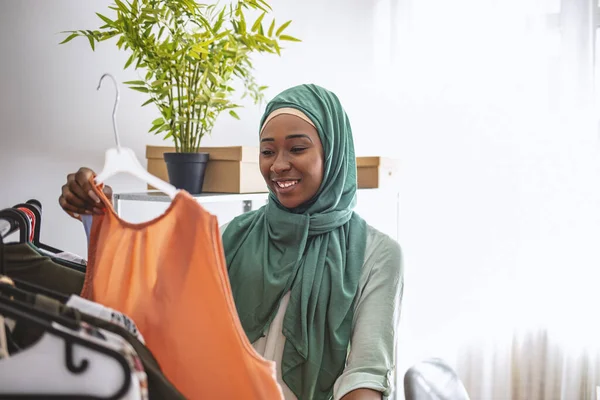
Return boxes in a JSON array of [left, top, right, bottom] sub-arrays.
[[61, 0, 299, 152]]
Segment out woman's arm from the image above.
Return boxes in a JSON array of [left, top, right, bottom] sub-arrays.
[[341, 388, 383, 400], [333, 229, 404, 400]]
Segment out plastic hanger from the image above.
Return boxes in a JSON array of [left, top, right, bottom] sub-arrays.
[[8, 205, 84, 273], [0, 296, 132, 399], [0, 209, 30, 243], [13, 205, 36, 242], [94, 73, 179, 199], [13, 204, 38, 245], [0, 234, 5, 275], [0, 206, 83, 273], [14, 202, 63, 254], [26, 199, 42, 210]]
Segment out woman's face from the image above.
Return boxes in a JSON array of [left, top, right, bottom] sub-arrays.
[[259, 114, 324, 209]]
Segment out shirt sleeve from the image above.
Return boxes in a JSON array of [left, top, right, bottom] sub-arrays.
[[219, 222, 230, 238], [333, 229, 404, 400], [82, 214, 93, 246]]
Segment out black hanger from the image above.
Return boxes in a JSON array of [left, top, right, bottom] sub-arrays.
[[25, 199, 42, 210], [0, 298, 132, 399], [0, 233, 5, 275], [0, 209, 30, 243], [13, 204, 40, 243], [0, 283, 79, 331], [14, 202, 62, 254], [0, 282, 36, 306], [10, 203, 84, 273]]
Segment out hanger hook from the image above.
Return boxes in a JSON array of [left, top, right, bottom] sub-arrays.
[[97, 73, 121, 150]]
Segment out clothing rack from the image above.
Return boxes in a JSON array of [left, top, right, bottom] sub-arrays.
[[0, 197, 184, 399]]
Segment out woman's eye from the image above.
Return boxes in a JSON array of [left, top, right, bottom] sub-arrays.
[[291, 147, 307, 153], [261, 150, 274, 156]]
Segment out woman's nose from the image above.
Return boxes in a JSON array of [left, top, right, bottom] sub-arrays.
[[270, 153, 291, 174]]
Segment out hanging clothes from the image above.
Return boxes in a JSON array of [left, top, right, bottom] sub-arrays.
[[0, 317, 145, 399], [38, 248, 87, 267], [66, 295, 144, 343], [5, 291, 184, 400], [1, 199, 180, 398], [80, 178, 283, 400], [3, 243, 84, 295]]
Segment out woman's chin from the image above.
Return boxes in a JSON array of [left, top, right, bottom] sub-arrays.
[[277, 196, 301, 209], [272, 192, 305, 209]]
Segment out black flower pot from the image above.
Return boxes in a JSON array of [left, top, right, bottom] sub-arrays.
[[163, 152, 210, 195]]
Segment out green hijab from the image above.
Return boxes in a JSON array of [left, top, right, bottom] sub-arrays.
[[222, 84, 367, 399]]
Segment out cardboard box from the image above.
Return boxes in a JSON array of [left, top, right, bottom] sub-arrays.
[[356, 156, 398, 189], [146, 145, 267, 193], [147, 145, 398, 193]]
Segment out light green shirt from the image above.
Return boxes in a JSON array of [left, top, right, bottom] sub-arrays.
[[220, 222, 403, 399]]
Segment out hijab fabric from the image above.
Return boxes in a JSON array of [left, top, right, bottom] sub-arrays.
[[222, 84, 367, 399]]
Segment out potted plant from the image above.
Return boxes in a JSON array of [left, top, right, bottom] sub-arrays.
[[61, 0, 298, 194]]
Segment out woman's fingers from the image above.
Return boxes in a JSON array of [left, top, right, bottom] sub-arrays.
[[74, 168, 100, 204], [59, 194, 89, 218], [102, 185, 114, 205], [60, 167, 106, 217], [63, 180, 88, 209]]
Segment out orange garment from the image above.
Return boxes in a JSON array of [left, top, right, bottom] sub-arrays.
[[81, 180, 283, 400]]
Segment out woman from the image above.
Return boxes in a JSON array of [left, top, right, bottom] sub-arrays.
[[59, 84, 403, 400]]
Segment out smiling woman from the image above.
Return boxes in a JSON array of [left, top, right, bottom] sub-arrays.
[[222, 84, 404, 400], [259, 108, 324, 209], [56, 83, 403, 400]]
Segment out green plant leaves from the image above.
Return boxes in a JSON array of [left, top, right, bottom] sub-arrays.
[[279, 34, 301, 42], [252, 12, 266, 32], [276, 20, 292, 37], [124, 53, 135, 69], [114, 0, 129, 14], [130, 86, 149, 93], [123, 80, 145, 85], [59, 0, 300, 150], [257, 0, 272, 11], [96, 13, 115, 27], [268, 19, 276, 37], [59, 32, 79, 45], [88, 35, 96, 50]]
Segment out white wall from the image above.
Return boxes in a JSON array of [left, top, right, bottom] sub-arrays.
[[0, 0, 389, 258], [381, 0, 600, 397]]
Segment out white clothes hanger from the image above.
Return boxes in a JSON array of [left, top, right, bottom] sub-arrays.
[[94, 73, 179, 199]]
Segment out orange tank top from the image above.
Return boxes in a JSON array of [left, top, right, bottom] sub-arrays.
[[80, 180, 283, 400]]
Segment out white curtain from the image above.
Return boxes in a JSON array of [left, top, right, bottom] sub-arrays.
[[369, 0, 600, 398]]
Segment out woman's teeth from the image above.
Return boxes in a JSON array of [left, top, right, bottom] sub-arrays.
[[276, 180, 298, 188]]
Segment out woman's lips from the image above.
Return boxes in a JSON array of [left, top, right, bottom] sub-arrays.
[[273, 179, 300, 194]]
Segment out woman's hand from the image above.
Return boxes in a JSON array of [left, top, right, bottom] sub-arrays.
[[341, 389, 383, 400], [58, 167, 112, 218]]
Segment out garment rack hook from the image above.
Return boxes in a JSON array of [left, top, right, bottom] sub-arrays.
[[97, 73, 121, 150]]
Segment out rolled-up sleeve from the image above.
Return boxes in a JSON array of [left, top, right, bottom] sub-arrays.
[[333, 231, 404, 400]]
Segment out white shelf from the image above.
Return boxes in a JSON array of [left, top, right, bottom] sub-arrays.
[[114, 191, 271, 203], [114, 189, 400, 240]]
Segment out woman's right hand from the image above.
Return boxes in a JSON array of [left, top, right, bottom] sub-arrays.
[[59, 167, 113, 219]]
